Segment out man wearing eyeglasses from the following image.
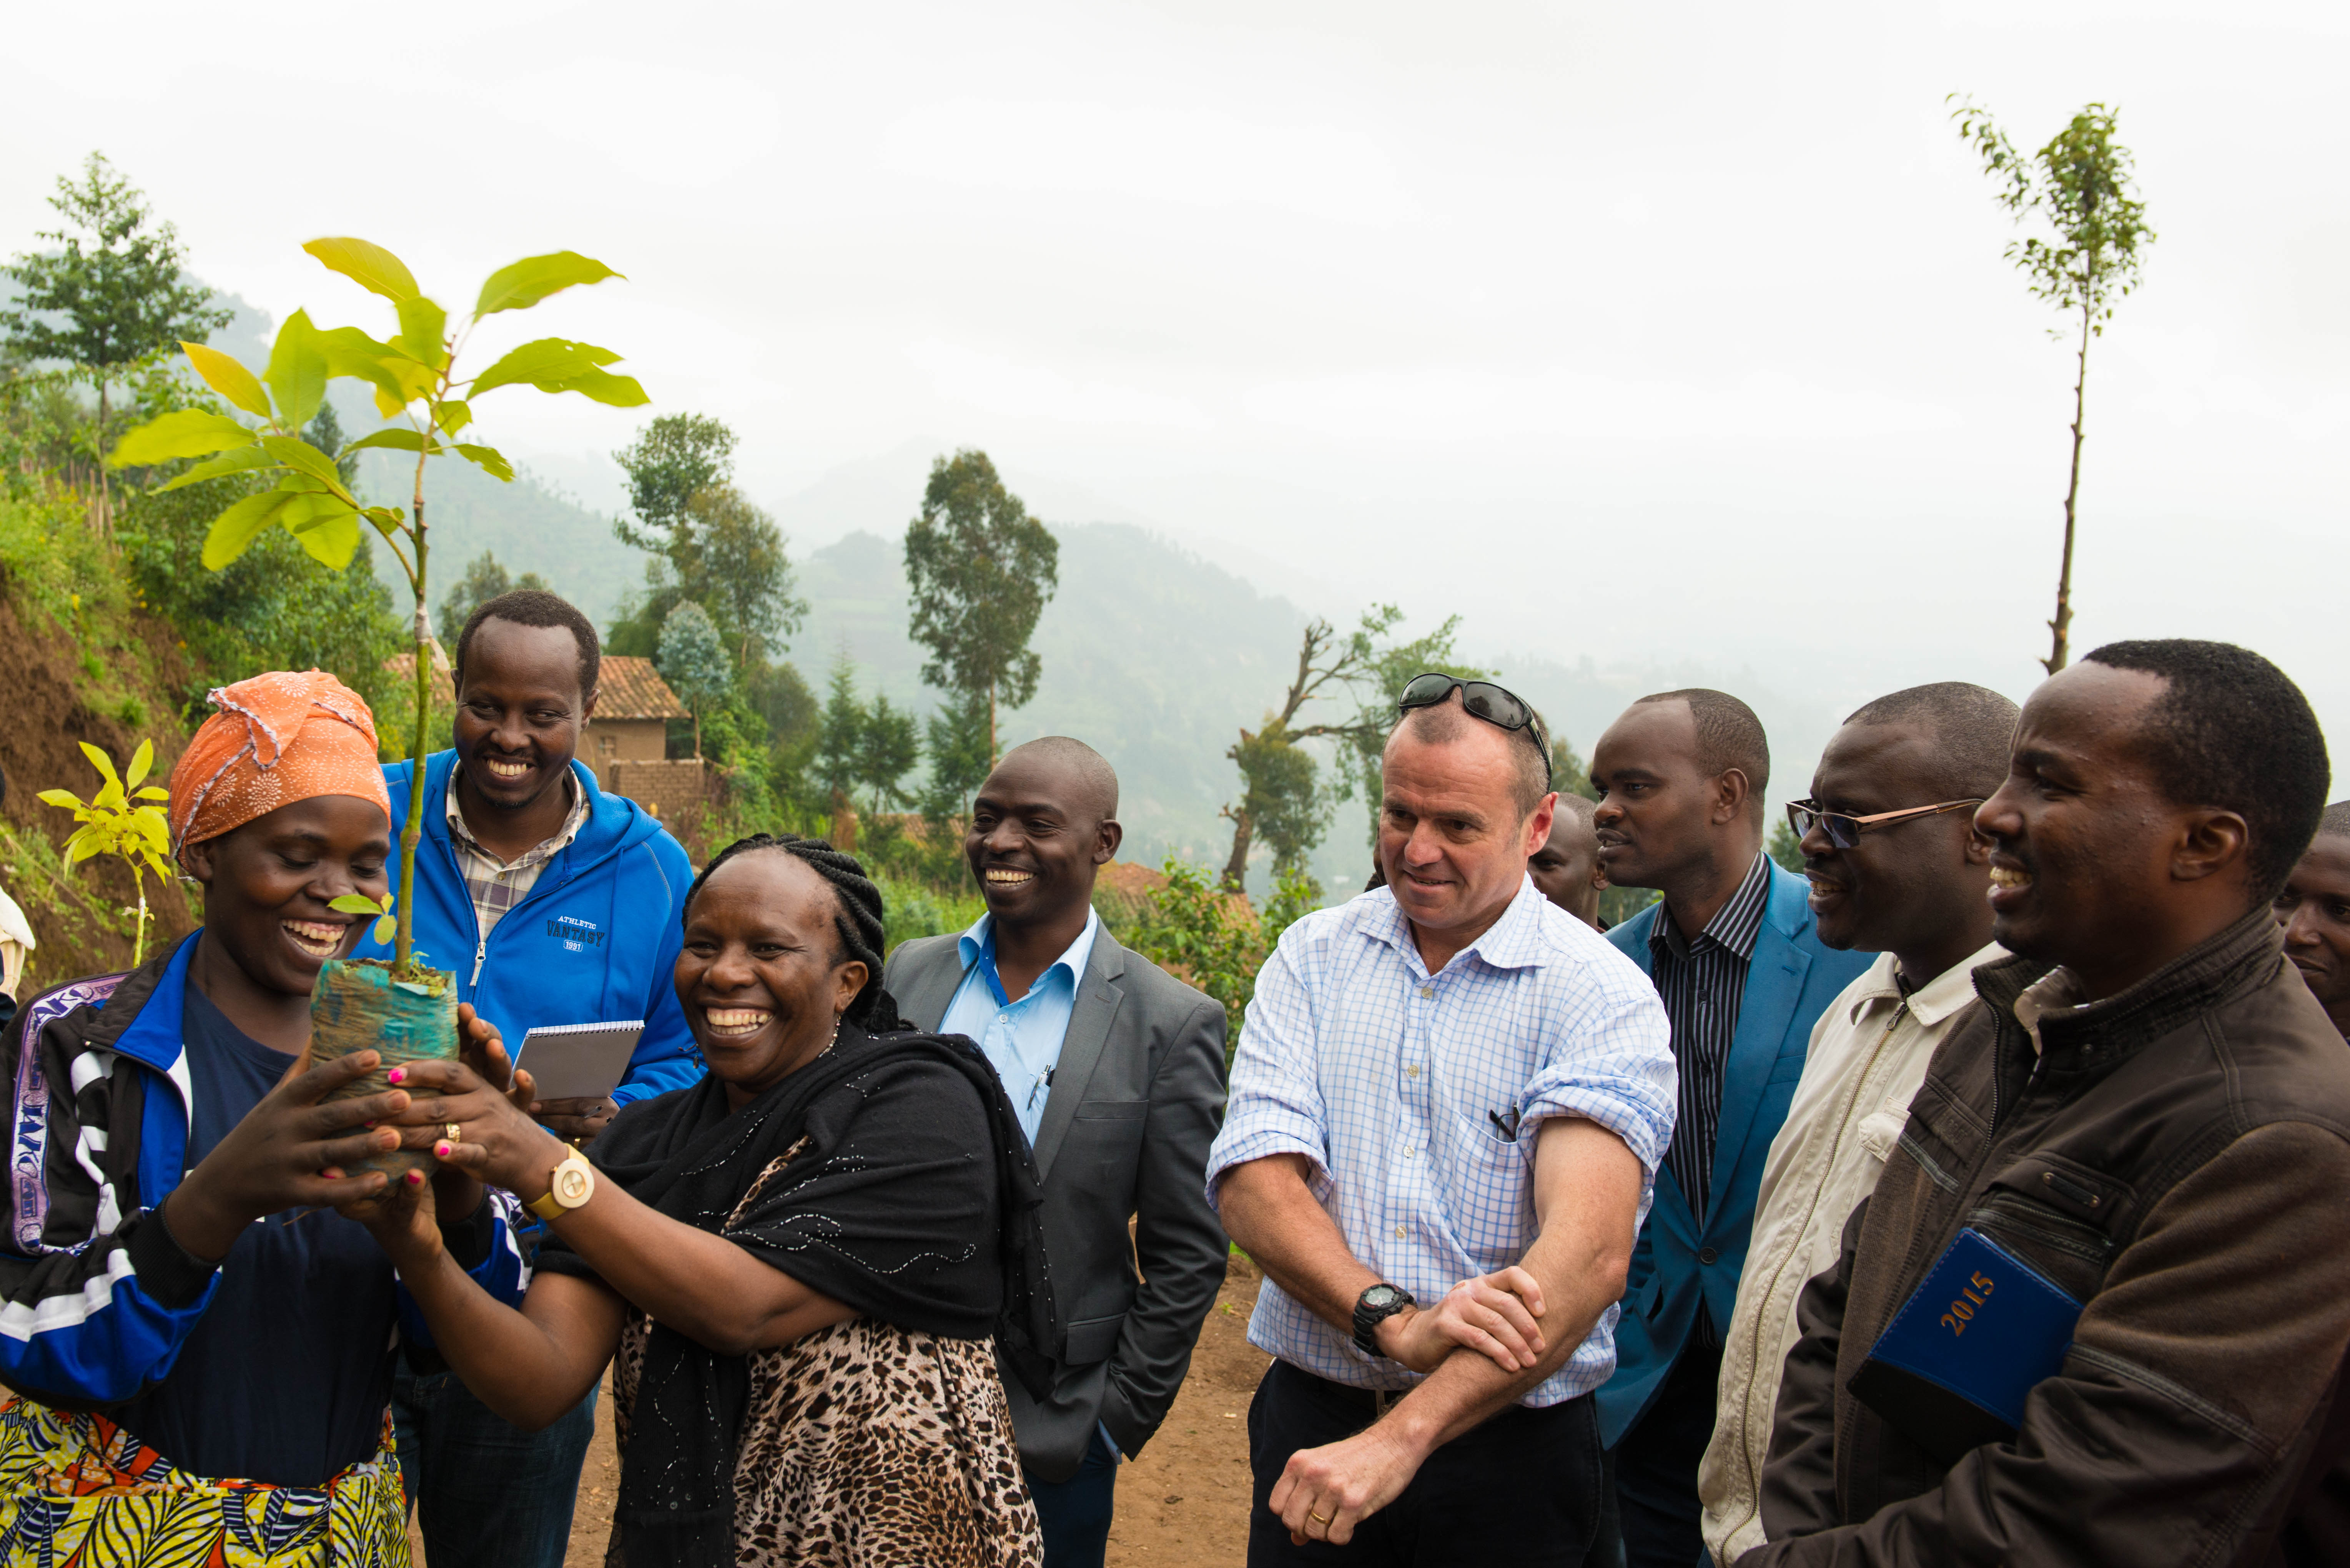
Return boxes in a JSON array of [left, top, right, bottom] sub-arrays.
[[1209, 674, 1676, 1565], [1696, 683, 2016, 1567], [1586, 688, 1872, 1568]]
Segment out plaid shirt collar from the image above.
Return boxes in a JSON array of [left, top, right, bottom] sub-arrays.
[[444, 767, 589, 870], [443, 767, 590, 936]]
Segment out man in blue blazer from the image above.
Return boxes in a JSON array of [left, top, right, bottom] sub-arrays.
[[1589, 690, 1871, 1568]]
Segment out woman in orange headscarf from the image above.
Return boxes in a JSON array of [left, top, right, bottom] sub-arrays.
[[0, 671, 526, 1567]]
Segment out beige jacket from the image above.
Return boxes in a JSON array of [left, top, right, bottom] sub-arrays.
[[1698, 942, 2006, 1565]]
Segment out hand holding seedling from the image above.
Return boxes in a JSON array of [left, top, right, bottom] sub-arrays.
[[161, 1049, 411, 1262]]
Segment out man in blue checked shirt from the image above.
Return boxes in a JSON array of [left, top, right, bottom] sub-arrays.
[[1209, 674, 1676, 1566]]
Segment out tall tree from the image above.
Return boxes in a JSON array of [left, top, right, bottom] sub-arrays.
[[1, 153, 230, 535], [687, 483, 807, 666], [612, 412, 735, 553], [657, 600, 730, 758], [436, 550, 550, 644], [1952, 97, 2155, 674], [1216, 607, 1483, 891], [903, 449, 1059, 762]]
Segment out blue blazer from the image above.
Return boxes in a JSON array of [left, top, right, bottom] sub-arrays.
[[1596, 861, 1871, 1446]]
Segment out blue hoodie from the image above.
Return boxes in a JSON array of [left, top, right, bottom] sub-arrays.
[[353, 751, 702, 1106]]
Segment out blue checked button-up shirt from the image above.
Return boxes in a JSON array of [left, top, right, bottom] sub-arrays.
[[940, 908, 1101, 1148], [1206, 879, 1676, 1405]]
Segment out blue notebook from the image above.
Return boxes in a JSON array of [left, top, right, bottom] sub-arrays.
[[1848, 1226, 2084, 1465]]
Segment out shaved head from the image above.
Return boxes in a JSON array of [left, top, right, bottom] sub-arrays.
[[996, 736, 1119, 823], [2319, 802, 2350, 841]]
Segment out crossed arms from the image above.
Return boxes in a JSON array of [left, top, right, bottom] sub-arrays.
[[1217, 1114, 1643, 1546]]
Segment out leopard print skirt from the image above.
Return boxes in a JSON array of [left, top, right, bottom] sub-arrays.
[[608, 1313, 1043, 1568]]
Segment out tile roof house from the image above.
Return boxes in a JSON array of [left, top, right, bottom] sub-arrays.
[[583, 656, 690, 787]]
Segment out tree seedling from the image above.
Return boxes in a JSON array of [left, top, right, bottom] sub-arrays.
[[39, 740, 170, 966]]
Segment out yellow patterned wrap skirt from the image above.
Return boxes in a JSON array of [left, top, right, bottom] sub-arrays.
[[0, 1393, 409, 1566]]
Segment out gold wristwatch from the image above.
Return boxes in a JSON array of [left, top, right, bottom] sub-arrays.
[[526, 1151, 597, 1222]]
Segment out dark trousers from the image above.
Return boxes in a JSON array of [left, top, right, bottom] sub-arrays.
[[394, 1348, 597, 1568], [1246, 1359, 1602, 1566], [1611, 1333, 1723, 1568], [1028, 1427, 1120, 1568]]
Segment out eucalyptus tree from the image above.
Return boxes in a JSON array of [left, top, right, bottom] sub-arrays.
[[1952, 97, 2155, 674], [903, 448, 1059, 763]]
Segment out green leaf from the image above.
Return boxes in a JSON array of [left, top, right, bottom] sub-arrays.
[[202, 490, 295, 569], [474, 252, 623, 316], [68, 837, 103, 865], [181, 342, 272, 419], [77, 742, 120, 789], [154, 443, 275, 492], [343, 427, 427, 454], [433, 399, 472, 436], [547, 365, 649, 408], [125, 740, 153, 791], [134, 786, 168, 801], [395, 296, 448, 371], [109, 410, 256, 467], [283, 497, 361, 568], [35, 788, 86, 811], [264, 309, 328, 430], [260, 435, 353, 500], [466, 337, 622, 397], [372, 914, 397, 946], [328, 893, 388, 915], [304, 237, 419, 302], [363, 506, 406, 539], [455, 442, 514, 482]]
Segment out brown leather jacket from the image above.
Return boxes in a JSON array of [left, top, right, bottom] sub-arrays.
[[1744, 909, 2350, 1567]]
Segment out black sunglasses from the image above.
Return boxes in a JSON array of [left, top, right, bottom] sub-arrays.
[[1397, 673, 1553, 788], [1786, 797, 1985, 852]]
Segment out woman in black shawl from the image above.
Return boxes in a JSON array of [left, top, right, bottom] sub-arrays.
[[355, 835, 1052, 1567]]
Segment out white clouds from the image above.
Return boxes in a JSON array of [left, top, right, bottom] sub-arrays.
[[880, 99, 1419, 226], [1241, 367, 1957, 446], [906, 339, 1212, 429]]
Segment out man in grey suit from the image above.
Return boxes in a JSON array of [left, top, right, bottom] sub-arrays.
[[885, 736, 1229, 1568]]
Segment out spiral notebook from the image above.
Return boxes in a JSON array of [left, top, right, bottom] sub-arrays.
[[512, 1020, 645, 1102]]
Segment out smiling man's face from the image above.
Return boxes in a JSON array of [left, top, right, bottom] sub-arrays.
[[1800, 721, 1985, 958], [963, 750, 1120, 932], [452, 618, 593, 816], [2276, 834, 2350, 1037]]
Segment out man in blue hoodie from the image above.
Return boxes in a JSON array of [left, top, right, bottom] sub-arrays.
[[358, 588, 701, 1568]]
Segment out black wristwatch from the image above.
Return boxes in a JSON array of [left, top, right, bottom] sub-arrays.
[[1352, 1282, 1417, 1357]]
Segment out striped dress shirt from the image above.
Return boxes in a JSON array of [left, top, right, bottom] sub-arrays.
[[1646, 851, 1771, 1224], [1206, 879, 1677, 1405]]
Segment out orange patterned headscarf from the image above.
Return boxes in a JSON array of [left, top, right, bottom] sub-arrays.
[[166, 670, 391, 862]]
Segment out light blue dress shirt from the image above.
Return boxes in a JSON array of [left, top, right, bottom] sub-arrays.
[[1205, 879, 1677, 1405], [940, 907, 1101, 1149]]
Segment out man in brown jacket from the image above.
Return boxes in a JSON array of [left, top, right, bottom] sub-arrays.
[[1746, 639, 2350, 1567]]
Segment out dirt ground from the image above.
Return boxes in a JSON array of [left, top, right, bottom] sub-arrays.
[[528, 1254, 1272, 1568]]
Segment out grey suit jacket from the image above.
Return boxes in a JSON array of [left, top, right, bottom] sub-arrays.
[[886, 922, 1229, 1482]]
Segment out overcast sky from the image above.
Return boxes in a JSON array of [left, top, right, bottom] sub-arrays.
[[8, 0, 2347, 781]]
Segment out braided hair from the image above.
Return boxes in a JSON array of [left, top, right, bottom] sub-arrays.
[[682, 833, 907, 1032]]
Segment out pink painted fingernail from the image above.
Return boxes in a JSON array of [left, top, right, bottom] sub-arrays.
[[405, 1169, 424, 1186], [387, 1068, 406, 1084], [434, 1142, 452, 1158]]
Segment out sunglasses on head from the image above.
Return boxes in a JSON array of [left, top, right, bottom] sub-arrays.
[[1785, 797, 1986, 852], [1397, 673, 1553, 787]]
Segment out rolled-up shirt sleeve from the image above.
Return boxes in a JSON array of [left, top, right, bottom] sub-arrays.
[[1519, 977, 1676, 1178], [1205, 934, 1330, 1207]]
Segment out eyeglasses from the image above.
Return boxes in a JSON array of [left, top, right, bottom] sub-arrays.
[[1786, 797, 1986, 852], [1397, 673, 1552, 787]]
